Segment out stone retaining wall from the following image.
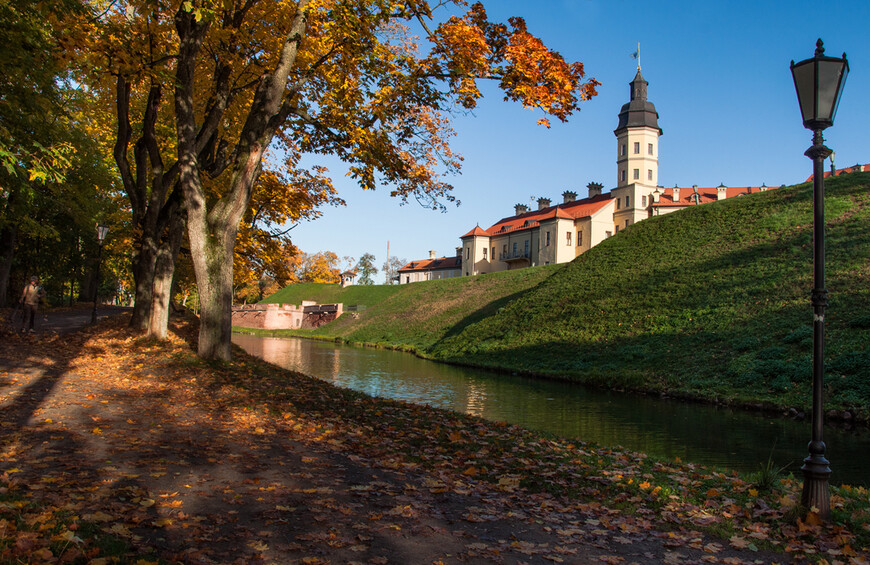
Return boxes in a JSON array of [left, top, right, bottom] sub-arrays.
[[232, 302, 344, 330]]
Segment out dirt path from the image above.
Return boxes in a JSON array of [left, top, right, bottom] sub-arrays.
[[0, 314, 842, 564]]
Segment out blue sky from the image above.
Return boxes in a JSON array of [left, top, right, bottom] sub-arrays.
[[288, 0, 870, 273]]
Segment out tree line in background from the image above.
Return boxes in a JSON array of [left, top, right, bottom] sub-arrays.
[[1, 0, 597, 360]]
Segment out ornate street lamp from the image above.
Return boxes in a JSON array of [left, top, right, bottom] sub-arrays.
[[92, 223, 110, 324], [790, 39, 848, 519]]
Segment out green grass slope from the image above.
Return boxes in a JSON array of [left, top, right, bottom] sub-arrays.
[[425, 173, 870, 413], [302, 265, 562, 350], [267, 173, 870, 415], [262, 281, 403, 308]]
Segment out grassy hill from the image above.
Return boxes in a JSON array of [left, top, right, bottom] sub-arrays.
[[262, 281, 404, 308], [264, 173, 870, 416]]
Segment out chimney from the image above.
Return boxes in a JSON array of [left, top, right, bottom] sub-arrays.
[[587, 182, 603, 197], [717, 183, 727, 200], [537, 197, 551, 210], [562, 190, 577, 204], [429, 250, 436, 260], [652, 187, 661, 203], [672, 186, 680, 203], [514, 203, 529, 216]]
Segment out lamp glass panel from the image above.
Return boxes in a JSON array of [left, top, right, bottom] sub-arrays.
[[791, 60, 816, 123], [816, 59, 844, 121], [830, 63, 848, 123]]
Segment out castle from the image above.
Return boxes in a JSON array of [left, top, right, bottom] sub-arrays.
[[398, 69, 778, 283]]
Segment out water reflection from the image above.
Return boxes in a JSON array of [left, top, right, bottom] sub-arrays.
[[233, 334, 870, 486]]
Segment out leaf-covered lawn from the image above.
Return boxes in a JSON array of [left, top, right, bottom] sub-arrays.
[[1, 314, 868, 564]]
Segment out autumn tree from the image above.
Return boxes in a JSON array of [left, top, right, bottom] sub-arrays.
[[0, 0, 91, 305], [233, 165, 342, 302], [296, 251, 341, 284], [355, 253, 378, 285], [74, 0, 597, 360]]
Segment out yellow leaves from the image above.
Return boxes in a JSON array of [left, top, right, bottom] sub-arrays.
[[248, 540, 269, 552], [107, 523, 132, 537], [83, 511, 113, 522], [497, 476, 521, 492], [51, 529, 83, 544], [462, 466, 479, 476]]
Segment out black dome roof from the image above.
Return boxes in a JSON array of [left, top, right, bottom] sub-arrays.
[[614, 70, 662, 134]]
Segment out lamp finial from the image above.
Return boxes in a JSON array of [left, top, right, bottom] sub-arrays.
[[815, 38, 825, 57]]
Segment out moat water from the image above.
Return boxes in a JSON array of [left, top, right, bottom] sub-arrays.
[[233, 334, 870, 486]]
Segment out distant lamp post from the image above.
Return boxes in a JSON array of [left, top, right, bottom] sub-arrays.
[[91, 223, 109, 324], [790, 38, 848, 519]]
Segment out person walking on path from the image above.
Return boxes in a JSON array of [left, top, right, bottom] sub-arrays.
[[19, 275, 45, 333]]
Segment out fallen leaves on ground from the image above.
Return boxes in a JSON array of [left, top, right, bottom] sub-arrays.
[[0, 313, 868, 564]]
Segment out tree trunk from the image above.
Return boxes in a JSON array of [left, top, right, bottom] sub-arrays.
[[147, 202, 185, 340], [129, 239, 157, 330], [0, 225, 17, 307], [189, 216, 235, 360]]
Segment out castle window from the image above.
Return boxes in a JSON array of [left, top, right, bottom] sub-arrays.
[[620, 170, 626, 182], [545, 231, 550, 246], [605, 231, 612, 238], [492, 247, 495, 258], [577, 231, 582, 246], [566, 231, 572, 246], [648, 143, 654, 155], [642, 195, 647, 207], [482, 247, 487, 259], [621, 144, 626, 156], [466, 247, 470, 260], [633, 168, 639, 180], [625, 195, 630, 207], [616, 198, 620, 210], [625, 219, 630, 228], [633, 142, 640, 154], [648, 169, 653, 181]]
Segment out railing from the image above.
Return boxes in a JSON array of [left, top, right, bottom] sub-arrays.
[[499, 250, 530, 261]]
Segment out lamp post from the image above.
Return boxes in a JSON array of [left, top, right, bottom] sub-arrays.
[[91, 223, 109, 324], [790, 38, 848, 519]]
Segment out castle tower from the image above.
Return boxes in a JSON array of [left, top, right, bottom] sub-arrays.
[[614, 70, 661, 188], [612, 69, 662, 231]]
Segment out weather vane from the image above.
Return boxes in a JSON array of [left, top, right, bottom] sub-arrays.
[[631, 43, 641, 71]]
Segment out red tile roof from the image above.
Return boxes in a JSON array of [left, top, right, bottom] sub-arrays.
[[398, 256, 462, 273], [650, 185, 777, 207], [462, 194, 614, 238], [461, 225, 488, 238], [804, 163, 868, 183]]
